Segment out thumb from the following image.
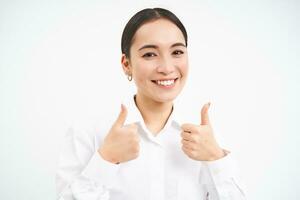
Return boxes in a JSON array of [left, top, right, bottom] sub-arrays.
[[113, 104, 128, 128], [201, 102, 211, 125]]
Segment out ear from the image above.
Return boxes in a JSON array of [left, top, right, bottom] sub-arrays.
[[121, 54, 131, 75]]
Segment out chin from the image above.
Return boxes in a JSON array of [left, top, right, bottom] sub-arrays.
[[153, 92, 180, 103]]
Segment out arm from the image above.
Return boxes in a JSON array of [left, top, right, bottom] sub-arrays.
[[55, 127, 119, 200], [180, 103, 246, 199], [56, 105, 140, 199], [199, 152, 246, 200]]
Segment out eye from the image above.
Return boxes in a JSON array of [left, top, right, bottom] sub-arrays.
[[142, 52, 157, 58], [172, 50, 184, 56]]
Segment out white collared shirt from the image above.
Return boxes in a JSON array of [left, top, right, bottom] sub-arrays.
[[56, 95, 246, 200]]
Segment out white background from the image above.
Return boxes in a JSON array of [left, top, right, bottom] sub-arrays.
[[0, 0, 299, 199]]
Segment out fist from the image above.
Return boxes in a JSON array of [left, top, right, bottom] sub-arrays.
[[181, 103, 226, 161], [99, 104, 140, 164]]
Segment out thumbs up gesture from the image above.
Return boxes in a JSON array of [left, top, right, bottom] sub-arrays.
[[98, 104, 140, 164], [181, 103, 226, 161]]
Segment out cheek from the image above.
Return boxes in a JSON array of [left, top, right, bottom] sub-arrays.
[[176, 58, 189, 75], [133, 63, 152, 85]]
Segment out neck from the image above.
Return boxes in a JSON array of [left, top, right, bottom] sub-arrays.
[[134, 93, 173, 136]]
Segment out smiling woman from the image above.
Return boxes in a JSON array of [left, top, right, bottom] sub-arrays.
[[122, 18, 188, 108], [56, 7, 246, 200]]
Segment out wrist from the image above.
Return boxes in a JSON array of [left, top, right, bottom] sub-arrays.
[[208, 148, 227, 161]]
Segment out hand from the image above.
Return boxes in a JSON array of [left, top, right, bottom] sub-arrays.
[[98, 104, 140, 164], [181, 103, 225, 161]]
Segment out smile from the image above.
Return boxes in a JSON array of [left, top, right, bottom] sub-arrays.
[[151, 78, 178, 88]]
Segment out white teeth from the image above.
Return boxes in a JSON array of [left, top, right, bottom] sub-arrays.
[[156, 79, 175, 86]]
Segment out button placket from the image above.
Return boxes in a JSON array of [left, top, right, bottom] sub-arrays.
[[149, 144, 165, 200]]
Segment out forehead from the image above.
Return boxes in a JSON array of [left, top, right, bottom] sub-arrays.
[[131, 18, 185, 48]]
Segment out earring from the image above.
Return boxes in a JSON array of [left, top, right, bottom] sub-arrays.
[[127, 74, 132, 81]]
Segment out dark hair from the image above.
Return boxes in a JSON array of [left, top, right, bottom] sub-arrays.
[[121, 8, 188, 58]]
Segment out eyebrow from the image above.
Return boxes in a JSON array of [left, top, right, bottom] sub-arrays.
[[138, 42, 186, 51]]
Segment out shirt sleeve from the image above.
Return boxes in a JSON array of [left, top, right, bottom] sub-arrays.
[[198, 151, 247, 199], [55, 127, 120, 200]]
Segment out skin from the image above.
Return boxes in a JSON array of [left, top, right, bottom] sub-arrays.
[[123, 18, 189, 134], [99, 18, 226, 164]]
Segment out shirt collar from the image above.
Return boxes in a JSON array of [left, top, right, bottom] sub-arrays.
[[121, 94, 184, 143], [122, 94, 184, 126]]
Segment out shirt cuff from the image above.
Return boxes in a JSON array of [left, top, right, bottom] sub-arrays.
[[203, 151, 238, 184], [81, 151, 120, 187]]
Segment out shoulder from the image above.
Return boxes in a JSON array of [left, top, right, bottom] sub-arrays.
[[65, 120, 112, 148]]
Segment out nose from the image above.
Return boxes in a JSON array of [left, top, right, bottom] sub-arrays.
[[156, 56, 175, 75]]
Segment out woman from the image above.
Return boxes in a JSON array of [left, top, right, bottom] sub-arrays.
[[56, 8, 246, 200]]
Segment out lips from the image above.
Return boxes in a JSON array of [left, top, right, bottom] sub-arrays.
[[151, 78, 178, 87]]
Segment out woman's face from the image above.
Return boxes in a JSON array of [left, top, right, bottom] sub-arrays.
[[122, 18, 189, 103]]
